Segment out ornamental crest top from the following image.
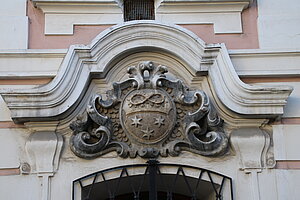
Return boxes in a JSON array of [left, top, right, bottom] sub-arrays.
[[70, 61, 228, 158]]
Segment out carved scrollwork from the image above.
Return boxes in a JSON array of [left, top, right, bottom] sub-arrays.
[[70, 61, 228, 159]]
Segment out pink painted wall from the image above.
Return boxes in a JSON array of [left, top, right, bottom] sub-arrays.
[[181, 1, 259, 49], [27, 1, 258, 49], [27, 1, 111, 49]]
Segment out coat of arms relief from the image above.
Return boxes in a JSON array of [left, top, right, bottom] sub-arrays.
[[70, 61, 228, 159]]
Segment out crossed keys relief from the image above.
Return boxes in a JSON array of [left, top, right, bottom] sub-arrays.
[[70, 61, 228, 159]]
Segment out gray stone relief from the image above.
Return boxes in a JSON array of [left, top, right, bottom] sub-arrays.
[[70, 61, 228, 159]]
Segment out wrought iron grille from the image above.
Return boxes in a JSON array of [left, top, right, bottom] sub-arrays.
[[124, 0, 155, 21], [73, 160, 233, 200]]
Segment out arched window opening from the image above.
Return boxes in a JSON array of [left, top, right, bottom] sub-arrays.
[[124, 0, 155, 21], [73, 162, 233, 200]]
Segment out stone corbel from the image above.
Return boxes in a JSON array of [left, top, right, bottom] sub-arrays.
[[231, 127, 274, 170], [231, 127, 273, 200], [25, 131, 63, 200]]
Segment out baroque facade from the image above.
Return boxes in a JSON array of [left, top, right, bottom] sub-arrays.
[[0, 0, 300, 199]]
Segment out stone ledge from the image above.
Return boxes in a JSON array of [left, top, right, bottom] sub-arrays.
[[1, 48, 300, 79], [0, 22, 292, 123]]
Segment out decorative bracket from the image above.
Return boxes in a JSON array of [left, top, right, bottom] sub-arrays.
[[70, 61, 228, 159]]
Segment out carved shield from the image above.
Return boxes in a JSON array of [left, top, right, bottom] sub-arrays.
[[70, 61, 228, 159], [120, 89, 176, 144]]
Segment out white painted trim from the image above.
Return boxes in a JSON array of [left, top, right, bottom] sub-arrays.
[[0, 49, 67, 79], [156, 0, 249, 33], [32, 0, 123, 35], [229, 49, 300, 77], [1, 49, 300, 78], [0, 49, 68, 54], [209, 45, 292, 115], [32, 0, 252, 34], [0, 21, 292, 123]]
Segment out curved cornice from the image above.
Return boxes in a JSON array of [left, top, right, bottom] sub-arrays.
[[0, 21, 292, 123]]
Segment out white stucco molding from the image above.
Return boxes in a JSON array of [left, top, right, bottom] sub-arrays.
[[31, 0, 123, 35], [0, 21, 292, 123], [25, 131, 63, 175], [31, 0, 252, 34], [156, 0, 252, 33], [2, 49, 300, 79]]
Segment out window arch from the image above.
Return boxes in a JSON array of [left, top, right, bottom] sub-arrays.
[[73, 162, 233, 200]]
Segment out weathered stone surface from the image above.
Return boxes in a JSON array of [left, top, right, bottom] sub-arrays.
[[0, 22, 292, 124], [70, 61, 228, 158]]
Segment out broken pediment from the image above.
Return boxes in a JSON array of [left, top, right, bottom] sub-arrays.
[[0, 21, 292, 158]]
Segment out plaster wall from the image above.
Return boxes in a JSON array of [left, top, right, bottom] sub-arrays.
[[0, 175, 40, 199], [27, 0, 258, 49], [281, 82, 300, 118], [0, 127, 276, 200], [0, 129, 23, 168], [0, 128, 39, 199], [0, 96, 11, 121], [1, 0, 300, 50], [0, 0, 28, 49], [275, 170, 300, 200], [0, 1, 300, 200], [273, 125, 300, 160], [0, 126, 295, 200], [257, 0, 300, 49]]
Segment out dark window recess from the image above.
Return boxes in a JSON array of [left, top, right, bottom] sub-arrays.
[[73, 160, 234, 200], [124, 0, 155, 21]]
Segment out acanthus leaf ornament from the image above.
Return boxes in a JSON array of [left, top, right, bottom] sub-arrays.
[[70, 61, 228, 159]]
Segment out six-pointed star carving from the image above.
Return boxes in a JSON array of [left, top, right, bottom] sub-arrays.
[[154, 116, 165, 127], [131, 116, 142, 127], [141, 127, 154, 140]]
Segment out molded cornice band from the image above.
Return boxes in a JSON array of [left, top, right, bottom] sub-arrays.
[[0, 21, 292, 123]]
